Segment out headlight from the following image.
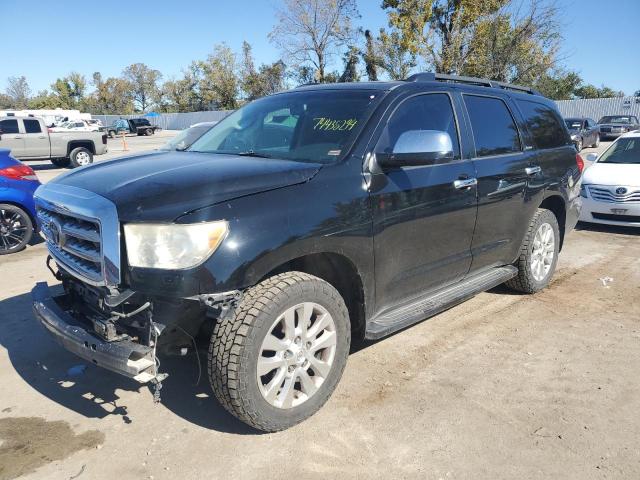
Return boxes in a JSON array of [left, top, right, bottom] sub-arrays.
[[124, 221, 228, 269]]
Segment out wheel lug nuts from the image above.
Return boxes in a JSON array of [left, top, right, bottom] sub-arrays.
[[288, 366, 295, 373], [306, 342, 312, 349], [294, 337, 301, 345]]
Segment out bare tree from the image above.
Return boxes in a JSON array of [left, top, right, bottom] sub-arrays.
[[122, 63, 162, 112], [5, 76, 31, 109], [269, 0, 359, 83]]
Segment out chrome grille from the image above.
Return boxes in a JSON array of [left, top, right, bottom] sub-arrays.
[[588, 186, 640, 204], [34, 183, 121, 287]]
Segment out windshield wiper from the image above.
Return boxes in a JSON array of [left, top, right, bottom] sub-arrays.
[[236, 150, 272, 159]]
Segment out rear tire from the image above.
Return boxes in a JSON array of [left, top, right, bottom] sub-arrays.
[[505, 208, 560, 294], [145, 128, 153, 136], [208, 272, 351, 432], [0, 204, 33, 255], [69, 147, 93, 168]]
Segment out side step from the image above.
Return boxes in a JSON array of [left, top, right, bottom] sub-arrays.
[[365, 266, 517, 340]]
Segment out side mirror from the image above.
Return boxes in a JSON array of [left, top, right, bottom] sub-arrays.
[[377, 130, 454, 168], [585, 153, 598, 162]]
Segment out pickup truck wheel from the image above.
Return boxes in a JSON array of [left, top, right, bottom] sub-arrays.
[[506, 208, 560, 294], [69, 147, 93, 168], [0, 204, 33, 255], [51, 157, 70, 168], [208, 272, 350, 432], [145, 128, 153, 136]]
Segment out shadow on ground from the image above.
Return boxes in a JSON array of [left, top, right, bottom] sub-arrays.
[[0, 290, 258, 435]]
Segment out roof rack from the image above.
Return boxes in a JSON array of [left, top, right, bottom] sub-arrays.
[[405, 72, 541, 96]]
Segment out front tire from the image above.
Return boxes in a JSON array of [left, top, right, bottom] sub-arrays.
[[51, 157, 70, 168], [69, 147, 93, 168], [506, 208, 560, 294], [145, 128, 153, 136], [0, 204, 33, 255], [208, 272, 351, 432]]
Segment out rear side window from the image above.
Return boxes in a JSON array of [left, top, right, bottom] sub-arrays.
[[464, 95, 521, 157], [377, 93, 461, 160], [0, 119, 19, 134], [517, 100, 568, 149], [24, 119, 42, 133]]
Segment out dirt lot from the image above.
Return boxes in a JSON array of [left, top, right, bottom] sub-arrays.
[[1, 139, 639, 479]]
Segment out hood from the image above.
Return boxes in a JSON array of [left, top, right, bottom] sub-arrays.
[[583, 162, 640, 187], [51, 151, 321, 221]]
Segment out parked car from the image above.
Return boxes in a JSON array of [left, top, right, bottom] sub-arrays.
[[159, 122, 217, 151], [50, 119, 101, 132], [564, 117, 600, 151], [107, 118, 160, 138], [0, 116, 108, 168], [598, 115, 640, 140], [579, 131, 640, 226], [32, 72, 582, 432], [0, 148, 40, 254]]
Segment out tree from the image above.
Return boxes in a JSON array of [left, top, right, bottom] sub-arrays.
[[269, 0, 359, 83], [534, 70, 582, 100], [363, 30, 379, 81], [339, 47, 360, 82], [574, 84, 624, 99], [0, 93, 14, 109], [198, 44, 240, 110], [635, 90, 640, 97], [86, 72, 134, 114], [239, 42, 286, 100], [50, 72, 87, 109], [122, 63, 162, 112], [5, 76, 31, 109]]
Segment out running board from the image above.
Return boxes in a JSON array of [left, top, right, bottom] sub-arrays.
[[365, 266, 518, 340]]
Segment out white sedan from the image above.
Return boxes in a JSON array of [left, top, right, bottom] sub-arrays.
[[580, 131, 640, 227]]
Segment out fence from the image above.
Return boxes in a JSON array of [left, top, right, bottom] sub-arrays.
[[556, 96, 640, 120], [92, 110, 232, 131]]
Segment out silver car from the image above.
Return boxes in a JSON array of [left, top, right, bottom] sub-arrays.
[[598, 115, 640, 140]]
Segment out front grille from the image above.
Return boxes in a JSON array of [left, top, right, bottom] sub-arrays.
[[588, 186, 640, 203], [592, 212, 640, 223], [38, 206, 104, 284], [600, 127, 611, 133]]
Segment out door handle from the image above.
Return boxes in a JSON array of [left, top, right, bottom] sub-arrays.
[[525, 166, 541, 176], [453, 177, 478, 190], [13, 136, 22, 139], [38, 136, 46, 139]]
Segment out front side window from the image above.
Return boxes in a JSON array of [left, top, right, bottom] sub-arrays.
[[0, 119, 19, 134], [598, 137, 640, 164], [375, 93, 460, 161], [24, 119, 42, 133], [517, 100, 568, 149], [189, 90, 383, 164], [464, 95, 521, 157]]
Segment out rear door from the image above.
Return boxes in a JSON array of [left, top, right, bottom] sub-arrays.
[[461, 93, 534, 272], [369, 91, 478, 312], [21, 118, 50, 158], [0, 118, 25, 157]]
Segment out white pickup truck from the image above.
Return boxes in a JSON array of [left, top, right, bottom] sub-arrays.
[[0, 116, 108, 168]]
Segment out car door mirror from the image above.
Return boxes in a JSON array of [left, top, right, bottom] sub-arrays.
[[377, 130, 454, 168]]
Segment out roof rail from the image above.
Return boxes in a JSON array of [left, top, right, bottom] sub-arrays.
[[405, 72, 541, 96]]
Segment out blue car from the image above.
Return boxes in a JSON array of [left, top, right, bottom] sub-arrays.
[[0, 148, 41, 254]]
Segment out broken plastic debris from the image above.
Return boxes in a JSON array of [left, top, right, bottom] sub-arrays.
[[67, 364, 87, 377], [599, 276, 614, 287]]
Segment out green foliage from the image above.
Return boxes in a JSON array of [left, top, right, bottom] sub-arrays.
[[574, 84, 624, 99], [534, 71, 582, 100], [122, 63, 162, 112]]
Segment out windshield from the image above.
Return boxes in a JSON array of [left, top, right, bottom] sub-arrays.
[[598, 137, 640, 164], [599, 116, 637, 124], [565, 119, 583, 129], [188, 89, 383, 163], [161, 125, 213, 151]]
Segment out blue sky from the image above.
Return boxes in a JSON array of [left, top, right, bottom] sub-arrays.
[[1, 0, 638, 95]]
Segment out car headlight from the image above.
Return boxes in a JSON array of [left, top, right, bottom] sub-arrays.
[[124, 221, 228, 269]]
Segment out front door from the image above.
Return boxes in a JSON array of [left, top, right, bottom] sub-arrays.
[[368, 92, 478, 313], [0, 118, 25, 157], [20, 118, 50, 158]]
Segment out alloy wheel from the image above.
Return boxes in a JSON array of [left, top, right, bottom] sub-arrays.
[[0, 208, 29, 252], [257, 302, 337, 409], [531, 222, 555, 282], [75, 151, 91, 166]]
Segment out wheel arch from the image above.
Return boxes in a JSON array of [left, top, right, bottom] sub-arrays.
[[539, 194, 566, 250], [262, 252, 367, 340], [67, 141, 96, 156]]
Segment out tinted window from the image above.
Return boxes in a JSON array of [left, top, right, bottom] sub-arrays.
[[464, 95, 520, 157], [0, 119, 19, 134], [24, 119, 42, 133], [517, 100, 568, 149], [376, 93, 460, 159], [598, 137, 640, 165]]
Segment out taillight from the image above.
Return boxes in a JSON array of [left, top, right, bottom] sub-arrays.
[[575, 153, 584, 173], [0, 164, 38, 181]]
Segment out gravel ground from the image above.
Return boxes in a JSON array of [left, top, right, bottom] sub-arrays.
[[1, 138, 639, 480]]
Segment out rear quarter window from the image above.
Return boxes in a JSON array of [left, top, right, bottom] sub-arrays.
[[516, 100, 569, 149]]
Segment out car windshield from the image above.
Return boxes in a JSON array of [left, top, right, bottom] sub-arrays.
[[599, 116, 637, 124], [161, 125, 213, 151], [598, 137, 640, 164], [565, 119, 582, 129], [188, 89, 383, 163]]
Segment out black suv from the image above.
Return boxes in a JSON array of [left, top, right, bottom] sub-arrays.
[[32, 73, 582, 432]]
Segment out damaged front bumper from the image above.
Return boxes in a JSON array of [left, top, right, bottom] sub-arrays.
[[32, 282, 158, 383]]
